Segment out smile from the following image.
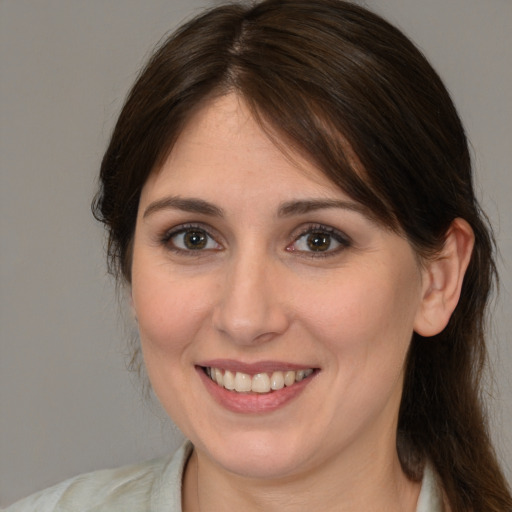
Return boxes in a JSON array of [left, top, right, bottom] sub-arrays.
[[204, 367, 315, 394]]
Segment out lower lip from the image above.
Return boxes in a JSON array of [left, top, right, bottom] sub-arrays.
[[196, 367, 316, 414]]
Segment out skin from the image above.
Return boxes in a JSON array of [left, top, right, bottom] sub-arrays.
[[131, 93, 440, 511]]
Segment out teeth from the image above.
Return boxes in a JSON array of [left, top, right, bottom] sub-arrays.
[[270, 371, 285, 390], [205, 367, 315, 394], [234, 372, 252, 392], [223, 370, 235, 390], [251, 373, 271, 393], [284, 371, 296, 387]]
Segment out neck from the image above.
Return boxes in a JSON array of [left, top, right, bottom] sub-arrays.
[[182, 439, 421, 512]]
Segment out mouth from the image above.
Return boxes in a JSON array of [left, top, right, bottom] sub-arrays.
[[203, 366, 315, 394], [196, 360, 319, 413]]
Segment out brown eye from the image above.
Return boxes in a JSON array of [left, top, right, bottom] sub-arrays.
[[289, 226, 350, 256], [166, 227, 221, 252], [306, 232, 332, 251], [183, 230, 208, 250]]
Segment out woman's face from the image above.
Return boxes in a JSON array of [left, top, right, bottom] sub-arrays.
[[131, 94, 428, 480]]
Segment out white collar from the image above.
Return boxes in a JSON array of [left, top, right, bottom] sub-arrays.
[[416, 461, 445, 512]]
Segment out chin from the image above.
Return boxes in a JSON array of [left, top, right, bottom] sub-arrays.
[[196, 429, 317, 480]]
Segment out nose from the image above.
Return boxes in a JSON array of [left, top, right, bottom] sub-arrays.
[[212, 250, 290, 346]]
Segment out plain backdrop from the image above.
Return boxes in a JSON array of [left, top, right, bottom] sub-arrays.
[[1, 0, 511, 506]]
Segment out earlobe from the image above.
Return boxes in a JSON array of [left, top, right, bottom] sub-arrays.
[[414, 218, 475, 337]]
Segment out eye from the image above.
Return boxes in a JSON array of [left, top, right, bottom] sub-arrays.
[[163, 226, 221, 252], [288, 226, 350, 255]]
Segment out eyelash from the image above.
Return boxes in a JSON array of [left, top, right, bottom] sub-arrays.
[[159, 223, 351, 258], [288, 224, 352, 258], [160, 223, 221, 256]]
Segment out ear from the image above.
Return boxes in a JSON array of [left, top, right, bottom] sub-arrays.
[[414, 218, 474, 337]]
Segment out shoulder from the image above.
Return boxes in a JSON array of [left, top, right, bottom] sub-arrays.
[[4, 442, 193, 512]]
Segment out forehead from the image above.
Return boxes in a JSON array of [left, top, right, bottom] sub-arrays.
[[141, 93, 355, 205]]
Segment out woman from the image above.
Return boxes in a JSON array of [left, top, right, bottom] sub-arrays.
[[7, 0, 511, 510]]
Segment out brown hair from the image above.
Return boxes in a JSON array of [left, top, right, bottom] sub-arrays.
[[92, 1, 511, 510]]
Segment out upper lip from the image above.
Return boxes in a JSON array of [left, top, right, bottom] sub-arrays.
[[197, 359, 318, 374]]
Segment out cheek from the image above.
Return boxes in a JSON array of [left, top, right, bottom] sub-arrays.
[[131, 262, 213, 362], [304, 275, 417, 339], [298, 262, 422, 379], [309, 267, 422, 424], [131, 271, 215, 421]]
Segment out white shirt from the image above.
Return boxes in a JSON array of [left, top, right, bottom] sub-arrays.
[[4, 442, 444, 511]]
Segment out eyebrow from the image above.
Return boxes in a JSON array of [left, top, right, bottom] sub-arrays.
[[143, 196, 224, 219], [277, 199, 371, 218], [143, 196, 370, 220]]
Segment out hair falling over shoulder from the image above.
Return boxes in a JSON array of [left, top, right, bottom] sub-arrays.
[[92, 1, 512, 509]]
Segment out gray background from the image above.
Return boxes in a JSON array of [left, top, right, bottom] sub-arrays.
[[1, 0, 510, 506]]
